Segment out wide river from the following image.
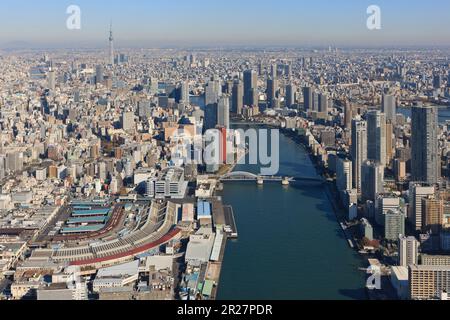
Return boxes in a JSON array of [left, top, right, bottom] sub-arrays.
[[217, 125, 366, 300]]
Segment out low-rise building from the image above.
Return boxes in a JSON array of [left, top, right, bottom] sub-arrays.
[[92, 260, 139, 293], [0, 241, 27, 276], [421, 254, 450, 266], [409, 265, 450, 300]]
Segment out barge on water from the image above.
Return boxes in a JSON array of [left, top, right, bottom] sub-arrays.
[[223, 206, 238, 239]]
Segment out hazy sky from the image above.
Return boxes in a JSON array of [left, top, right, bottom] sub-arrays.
[[0, 0, 449, 48]]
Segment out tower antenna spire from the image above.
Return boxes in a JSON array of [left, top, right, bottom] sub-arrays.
[[109, 21, 114, 65]]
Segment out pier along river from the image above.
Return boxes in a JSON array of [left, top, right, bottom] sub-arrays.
[[217, 125, 366, 300]]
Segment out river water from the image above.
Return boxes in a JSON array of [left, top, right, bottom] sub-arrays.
[[217, 125, 366, 300], [397, 106, 450, 124]]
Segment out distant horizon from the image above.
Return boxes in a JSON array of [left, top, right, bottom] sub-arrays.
[[2, 42, 450, 52], [2, 39, 450, 51], [1, 0, 449, 49]]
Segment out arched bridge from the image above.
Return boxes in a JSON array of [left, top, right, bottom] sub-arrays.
[[220, 171, 325, 185], [221, 171, 264, 181]]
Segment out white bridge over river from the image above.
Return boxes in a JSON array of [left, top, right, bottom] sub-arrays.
[[219, 171, 325, 186]]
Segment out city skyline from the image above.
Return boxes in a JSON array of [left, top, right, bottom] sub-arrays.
[[1, 0, 450, 49], [1, 0, 450, 305]]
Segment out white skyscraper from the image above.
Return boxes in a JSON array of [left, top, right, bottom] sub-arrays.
[[382, 94, 397, 125], [121, 111, 134, 132], [110, 176, 119, 194], [47, 68, 56, 91], [408, 183, 435, 231], [361, 160, 384, 202], [351, 119, 367, 193], [399, 236, 419, 267], [336, 157, 352, 192], [218, 95, 230, 129]]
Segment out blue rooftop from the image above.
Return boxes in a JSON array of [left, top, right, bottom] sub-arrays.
[[67, 216, 107, 225], [72, 209, 110, 216], [197, 201, 212, 217], [61, 224, 105, 234]]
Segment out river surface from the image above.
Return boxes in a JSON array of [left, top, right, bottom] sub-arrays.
[[187, 99, 447, 299], [217, 125, 366, 300]]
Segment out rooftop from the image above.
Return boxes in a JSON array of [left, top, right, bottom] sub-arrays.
[[97, 260, 139, 278]]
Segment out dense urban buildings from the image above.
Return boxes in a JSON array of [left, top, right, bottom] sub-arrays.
[[0, 11, 450, 302]]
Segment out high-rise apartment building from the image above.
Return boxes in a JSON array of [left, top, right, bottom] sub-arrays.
[[411, 104, 439, 185], [47, 69, 56, 91], [361, 160, 384, 202], [399, 236, 419, 267], [318, 93, 329, 114], [336, 157, 352, 192], [204, 103, 218, 131], [367, 110, 387, 167], [384, 210, 405, 241], [351, 119, 367, 193], [6, 152, 23, 173], [422, 195, 444, 234], [382, 94, 396, 125], [205, 78, 221, 106], [303, 86, 313, 111], [266, 77, 278, 108], [217, 95, 230, 129], [409, 183, 435, 231], [385, 121, 394, 166], [243, 69, 257, 106], [344, 102, 352, 130], [285, 84, 295, 108], [95, 65, 104, 84], [376, 195, 401, 226], [121, 111, 134, 132], [231, 80, 243, 114]]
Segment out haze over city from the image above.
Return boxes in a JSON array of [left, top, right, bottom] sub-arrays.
[[0, 0, 450, 48]]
